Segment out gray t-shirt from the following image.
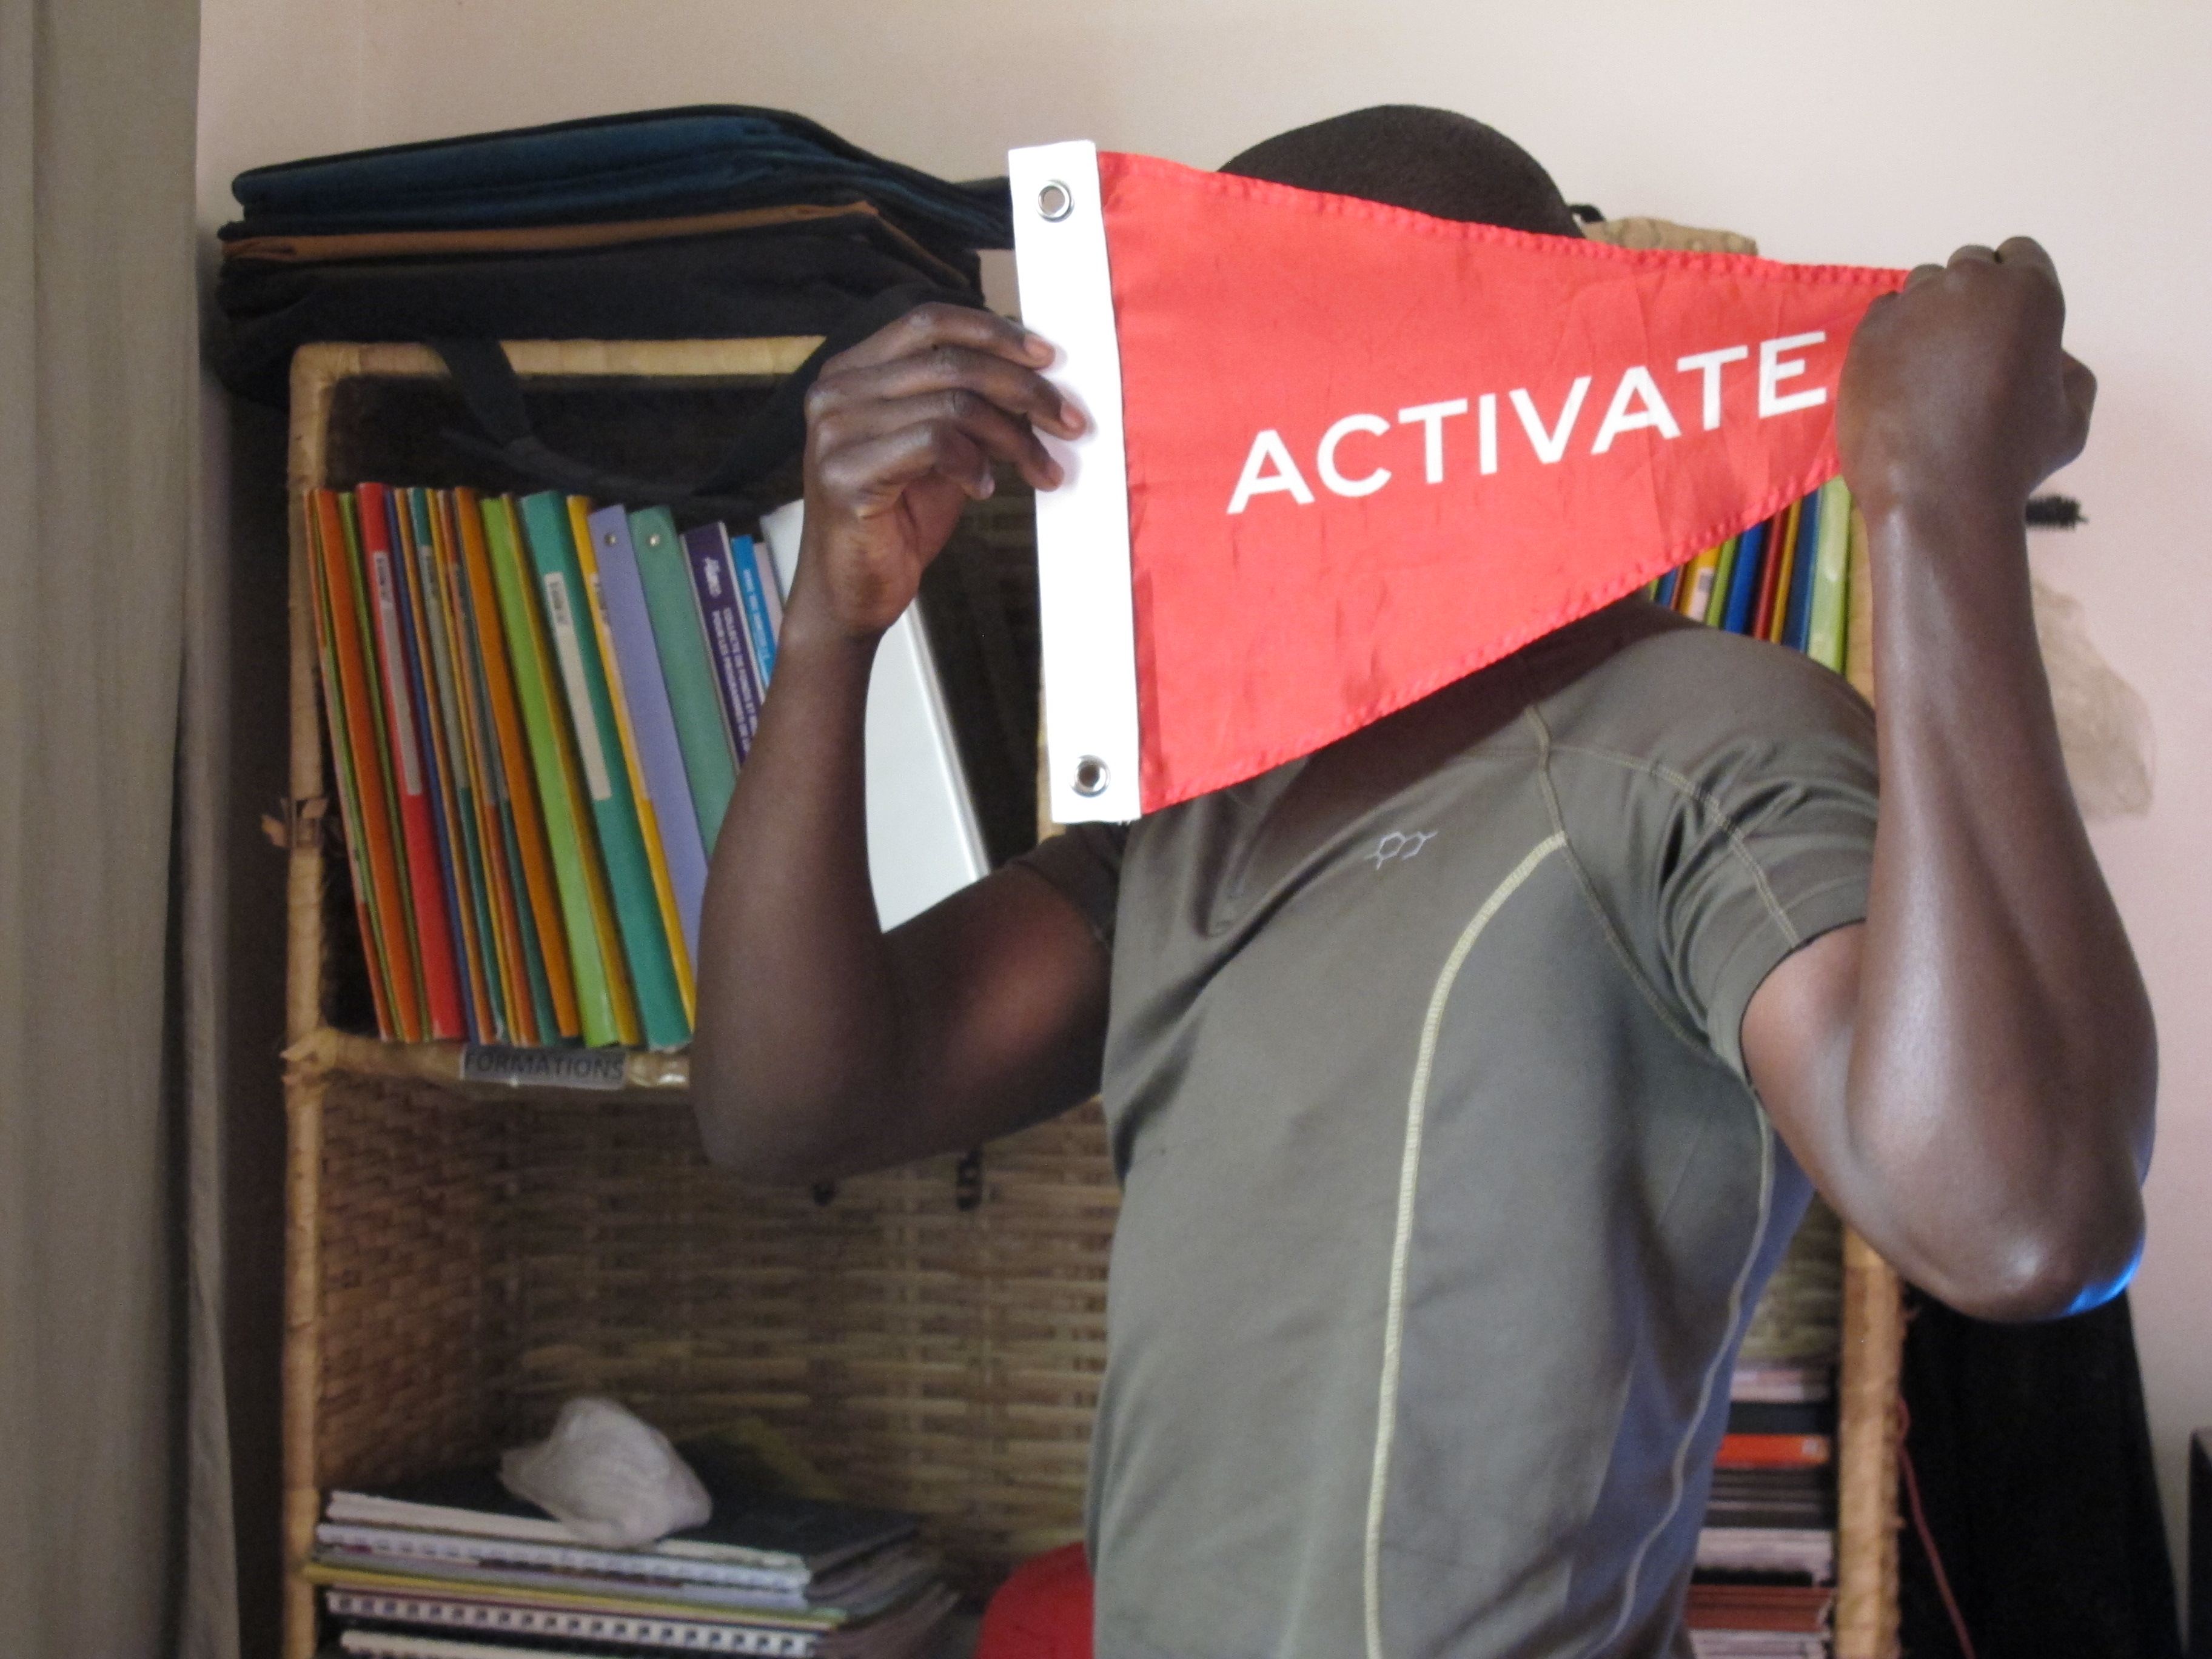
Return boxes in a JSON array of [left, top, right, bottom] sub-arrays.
[[1018, 620, 1877, 1659]]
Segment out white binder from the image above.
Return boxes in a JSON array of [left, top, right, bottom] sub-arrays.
[[757, 500, 991, 930]]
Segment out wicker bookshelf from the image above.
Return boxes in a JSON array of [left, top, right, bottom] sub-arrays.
[[277, 338, 1903, 1659]]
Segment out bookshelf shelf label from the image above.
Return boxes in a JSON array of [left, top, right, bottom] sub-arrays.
[[460, 1044, 630, 1090]]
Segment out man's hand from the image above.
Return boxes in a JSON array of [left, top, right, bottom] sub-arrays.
[[795, 303, 1082, 641], [1838, 238, 2096, 522], [690, 303, 1111, 1184], [1746, 238, 2152, 1322]]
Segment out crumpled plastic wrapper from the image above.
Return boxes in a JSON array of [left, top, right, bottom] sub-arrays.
[[2034, 577, 2153, 820], [500, 1396, 712, 1549]]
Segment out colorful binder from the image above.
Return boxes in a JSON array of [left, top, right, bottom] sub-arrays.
[[516, 492, 684, 1048], [357, 481, 468, 1040], [480, 492, 633, 1047], [682, 521, 766, 765], [306, 491, 401, 1040], [400, 488, 497, 1041], [452, 488, 575, 1042], [568, 497, 699, 1024], [630, 506, 738, 850], [586, 503, 711, 977]]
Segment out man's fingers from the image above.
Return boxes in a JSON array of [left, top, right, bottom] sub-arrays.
[[1903, 261, 1948, 289], [812, 343, 1084, 440], [1947, 243, 1999, 269], [1995, 236, 2059, 281], [820, 420, 994, 515], [825, 301, 1054, 377], [817, 387, 1064, 495]]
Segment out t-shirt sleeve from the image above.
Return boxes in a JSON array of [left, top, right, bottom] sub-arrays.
[[1650, 678, 1878, 1083], [1008, 820, 1128, 953]]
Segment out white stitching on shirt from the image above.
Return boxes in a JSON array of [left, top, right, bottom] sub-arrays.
[[1363, 831, 1567, 1659], [1524, 707, 1709, 1059], [1543, 737, 1808, 951]]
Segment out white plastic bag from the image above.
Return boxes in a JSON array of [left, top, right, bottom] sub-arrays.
[[2033, 577, 2153, 820], [499, 1396, 712, 1549]]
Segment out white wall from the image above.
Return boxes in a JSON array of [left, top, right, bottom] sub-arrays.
[[201, 0, 2212, 1587]]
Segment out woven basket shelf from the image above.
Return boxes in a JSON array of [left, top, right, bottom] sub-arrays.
[[278, 338, 1902, 1659]]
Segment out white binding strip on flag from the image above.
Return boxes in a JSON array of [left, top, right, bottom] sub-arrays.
[[1010, 140, 1142, 823]]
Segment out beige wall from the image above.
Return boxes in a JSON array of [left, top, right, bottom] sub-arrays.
[[201, 0, 2212, 1584]]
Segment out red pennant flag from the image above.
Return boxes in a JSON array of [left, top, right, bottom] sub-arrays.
[[1010, 142, 1906, 821]]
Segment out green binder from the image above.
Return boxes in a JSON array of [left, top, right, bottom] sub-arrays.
[[629, 504, 739, 850], [517, 492, 689, 1049], [480, 495, 627, 1047]]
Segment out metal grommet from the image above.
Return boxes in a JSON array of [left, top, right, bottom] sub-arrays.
[[1072, 756, 1110, 797], [1037, 180, 1074, 221]]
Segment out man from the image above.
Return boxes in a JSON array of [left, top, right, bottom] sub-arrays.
[[690, 108, 2153, 1658]]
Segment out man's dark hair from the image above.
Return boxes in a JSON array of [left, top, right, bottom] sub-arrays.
[[1219, 106, 1583, 239]]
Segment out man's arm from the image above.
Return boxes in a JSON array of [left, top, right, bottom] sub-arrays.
[[1743, 240, 2154, 1322], [690, 304, 1110, 1182]]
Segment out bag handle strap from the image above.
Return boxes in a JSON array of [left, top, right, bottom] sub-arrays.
[[429, 282, 984, 517]]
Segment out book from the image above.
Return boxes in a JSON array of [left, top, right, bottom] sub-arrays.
[[330, 1604, 819, 1657], [1729, 1361, 1832, 1403], [518, 492, 688, 1048], [313, 488, 424, 1041], [308, 1560, 841, 1631], [581, 500, 707, 1002], [1695, 1527, 1834, 1580], [1756, 499, 1800, 644], [314, 1538, 936, 1621], [1805, 477, 1852, 673], [453, 488, 578, 1041], [729, 532, 782, 686], [1845, 504, 1874, 691], [307, 493, 401, 1040], [1779, 484, 1822, 653], [1715, 1433, 1831, 1469], [344, 485, 431, 1036], [1683, 1583, 1833, 1633], [325, 1580, 958, 1658], [1686, 1636, 1829, 1659], [480, 492, 632, 1047], [1676, 541, 1723, 620], [1725, 1399, 1833, 1437], [402, 488, 498, 1041], [1720, 519, 1768, 635], [315, 1520, 809, 1594], [630, 505, 739, 850], [751, 526, 786, 637], [683, 521, 766, 763], [1702, 535, 1740, 628], [426, 491, 529, 1042], [326, 1457, 919, 1578], [359, 482, 469, 1039]]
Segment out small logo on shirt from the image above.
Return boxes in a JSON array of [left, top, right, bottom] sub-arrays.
[[1369, 830, 1437, 870]]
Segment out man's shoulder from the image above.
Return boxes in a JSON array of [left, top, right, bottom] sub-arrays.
[[1540, 620, 1875, 782]]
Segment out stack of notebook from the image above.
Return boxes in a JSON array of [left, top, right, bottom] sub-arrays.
[[216, 107, 1011, 407], [1691, 1204, 1844, 1658], [309, 1443, 956, 1659]]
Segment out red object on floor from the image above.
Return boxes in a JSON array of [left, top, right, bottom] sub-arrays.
[[976, 1542, 1094, 1659]]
